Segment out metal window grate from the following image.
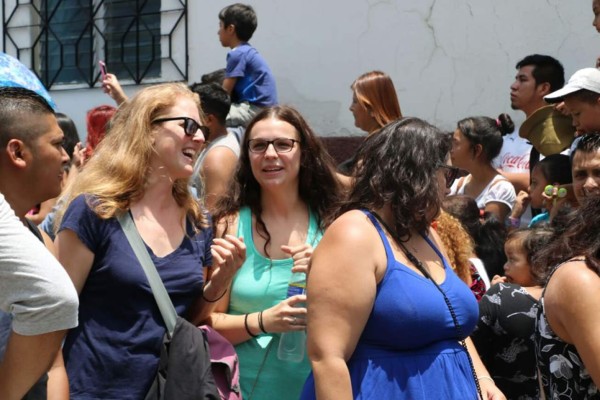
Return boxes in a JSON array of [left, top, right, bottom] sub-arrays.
[[2, 0, 188, 88]]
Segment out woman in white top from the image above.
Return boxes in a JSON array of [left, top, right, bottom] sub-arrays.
[[450, 113, 517, 222]]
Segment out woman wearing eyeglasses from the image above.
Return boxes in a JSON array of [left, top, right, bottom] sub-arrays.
[[53, 83, 234, 399], [207, 105, 341, 400], [449, 114, 517, 222]]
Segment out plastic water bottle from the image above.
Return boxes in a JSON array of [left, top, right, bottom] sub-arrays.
[[277, 272, 306, 362]]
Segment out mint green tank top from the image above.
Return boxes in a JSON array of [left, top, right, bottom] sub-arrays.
[[229, 206, 322, 400]]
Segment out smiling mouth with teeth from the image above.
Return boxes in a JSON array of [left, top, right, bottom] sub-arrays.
[[182, 149, 196, 159]]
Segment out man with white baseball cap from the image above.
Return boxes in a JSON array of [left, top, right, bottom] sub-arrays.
[[545, 67, 600, 135]]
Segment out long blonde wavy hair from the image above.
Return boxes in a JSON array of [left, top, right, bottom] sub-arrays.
[[435, 210, 474, 285], [55, 82, 207, 228]]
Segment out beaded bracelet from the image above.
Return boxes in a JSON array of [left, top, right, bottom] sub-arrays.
[[244, 313, 258, 338], [202, 288, 227, 303]]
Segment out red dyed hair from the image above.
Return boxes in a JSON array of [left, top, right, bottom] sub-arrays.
[[85, 105, 117, 158]]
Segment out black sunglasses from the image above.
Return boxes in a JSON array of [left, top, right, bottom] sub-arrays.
[[152, 117, 209, 137], [438, 165, 460, 189], [248, 138, 300, 154]]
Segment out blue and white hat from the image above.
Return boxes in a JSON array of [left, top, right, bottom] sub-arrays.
[[0, 52, 56, 110]]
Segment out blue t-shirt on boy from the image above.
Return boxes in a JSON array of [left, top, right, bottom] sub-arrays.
[[226, 42, 277, 106]]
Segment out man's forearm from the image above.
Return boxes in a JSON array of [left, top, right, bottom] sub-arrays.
[[0, 329, 65, 400]]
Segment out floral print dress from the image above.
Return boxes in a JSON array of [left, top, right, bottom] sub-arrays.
[[471, 283, 539, 399], [535, 261, 600, 399]]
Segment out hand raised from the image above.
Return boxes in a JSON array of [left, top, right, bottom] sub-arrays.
[[281, 243, 313, 275], [511, 190, 530, 219], [102, 73, 128, 105], [210, 235, 246, 282]]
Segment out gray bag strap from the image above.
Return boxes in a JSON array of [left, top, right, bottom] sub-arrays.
[[117, 212, 177, 338]]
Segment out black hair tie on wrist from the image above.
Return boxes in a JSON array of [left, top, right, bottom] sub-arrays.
[[202, 288, 227, 303], [244, 313, 258, 338], [258, 311, 268, 334]]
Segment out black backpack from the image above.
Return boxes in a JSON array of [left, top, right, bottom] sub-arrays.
[[145, 317, 219, 400]]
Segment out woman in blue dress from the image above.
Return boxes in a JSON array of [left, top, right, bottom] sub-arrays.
[[301, 118, 506, 399]]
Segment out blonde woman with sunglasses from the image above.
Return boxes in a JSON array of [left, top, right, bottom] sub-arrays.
[[54, 83, 235, 399]]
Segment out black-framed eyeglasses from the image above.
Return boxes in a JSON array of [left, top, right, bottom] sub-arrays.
[[248, 138, 300, 154], [152, 117, 209, 138], [438, 164, 461, 188]]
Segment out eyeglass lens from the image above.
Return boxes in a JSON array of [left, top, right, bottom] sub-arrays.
[[249, 138, 296, 153]]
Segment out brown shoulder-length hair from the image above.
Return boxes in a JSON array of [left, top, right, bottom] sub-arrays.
[[341, 117, 452, 241], [212, 105, 341, 252], [55, 82, 207, 228], [351, 70, 402, 130], [532, 196, 600, 283]]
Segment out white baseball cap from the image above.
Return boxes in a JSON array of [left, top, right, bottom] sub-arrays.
[[544, 67, 600, 103]]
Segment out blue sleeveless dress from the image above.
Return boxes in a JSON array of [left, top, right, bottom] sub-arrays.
[[301, 210, 479, 399]]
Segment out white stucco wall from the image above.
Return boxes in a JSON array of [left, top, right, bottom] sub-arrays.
[[6, 0, 599, 139]]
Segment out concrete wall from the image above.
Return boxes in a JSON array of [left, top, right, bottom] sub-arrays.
[[6, 0, 598, 138]]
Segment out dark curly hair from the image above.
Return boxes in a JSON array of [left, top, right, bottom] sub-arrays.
[[341, 117, 452, 241], [442, 195, 508, 278], [506, 227, 554, 285], [533, 196, 600, 282], [212, 105, 341, 255]]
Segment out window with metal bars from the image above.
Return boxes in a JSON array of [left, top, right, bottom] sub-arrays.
[[2, 0, 187, 88]]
